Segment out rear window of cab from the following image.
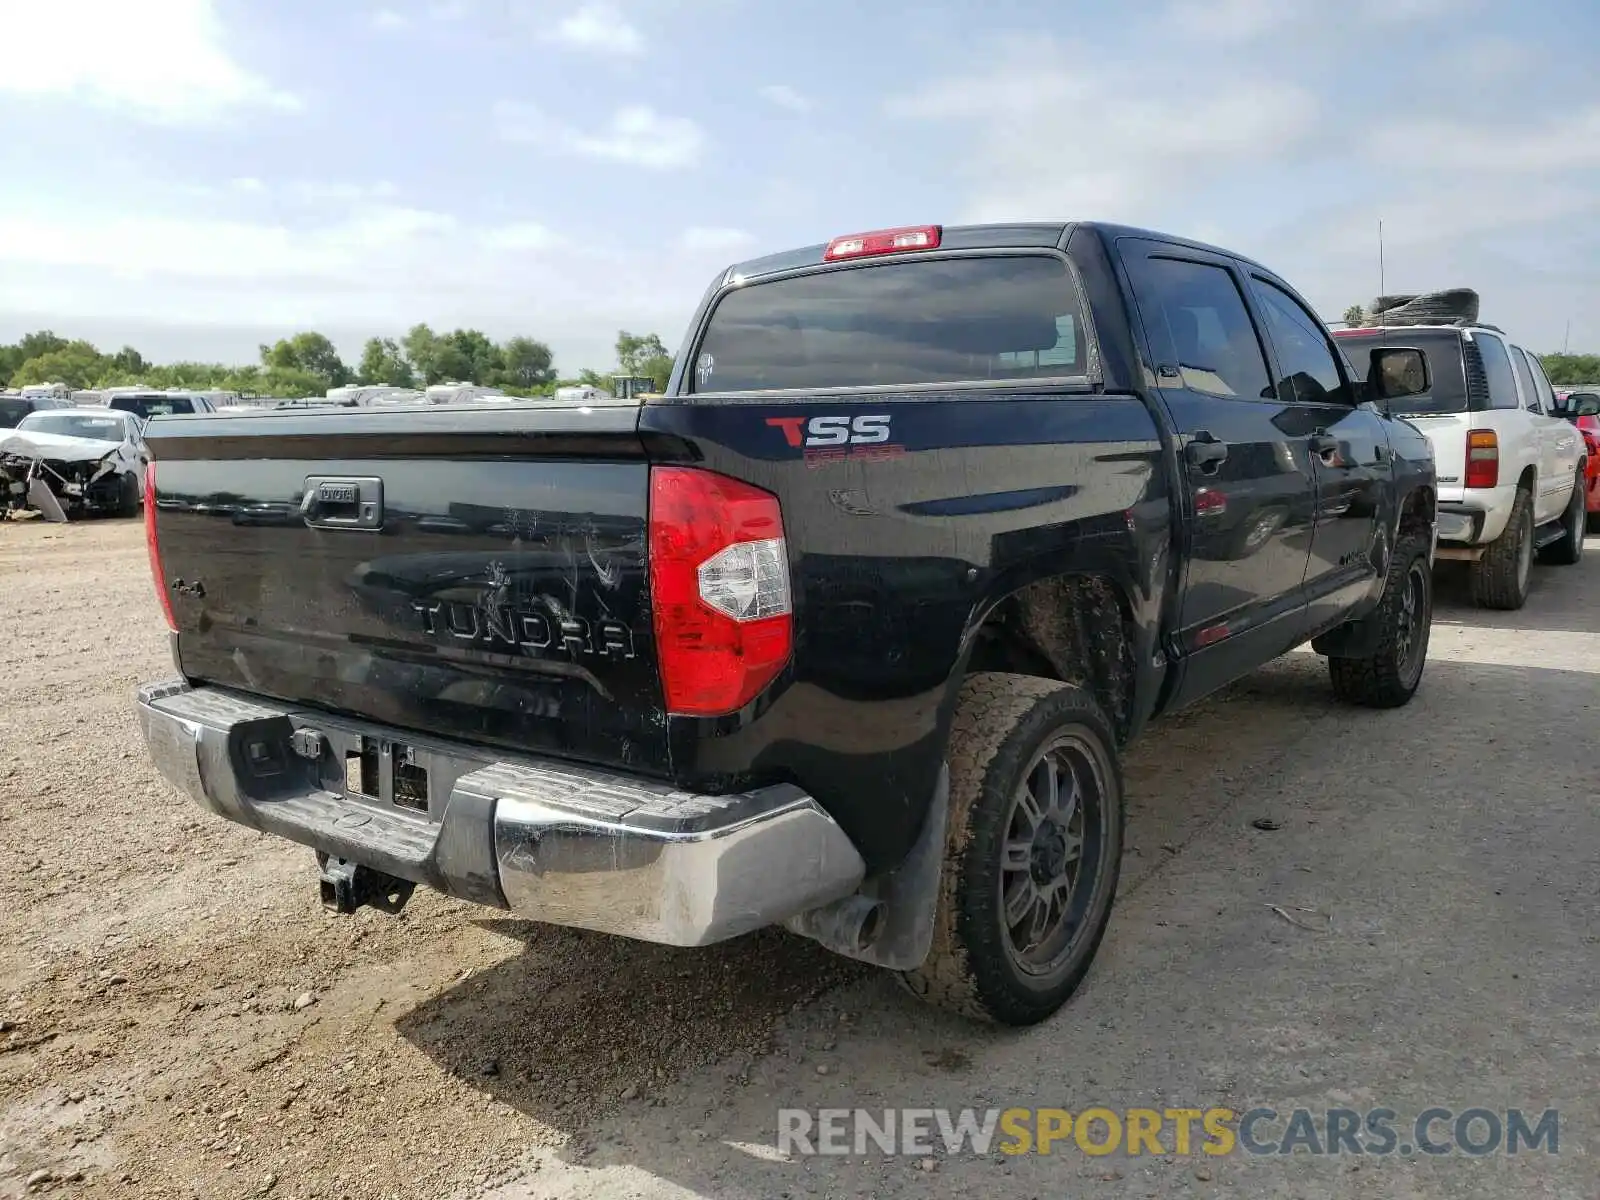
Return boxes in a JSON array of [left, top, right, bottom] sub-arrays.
[[690, 255, 1089, 393]]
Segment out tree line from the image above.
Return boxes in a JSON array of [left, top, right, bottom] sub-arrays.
[[6, 322, 1594, 395], [0, 327, 677, 398]]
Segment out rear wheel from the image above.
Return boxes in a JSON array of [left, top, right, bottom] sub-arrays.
[[896, 674, 1124, 1026], [1329, 533, 1432, 708], [1469, 488, 1533, 610], [1540, 469, 1586, 566]]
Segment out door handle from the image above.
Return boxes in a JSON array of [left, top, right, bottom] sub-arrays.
[[1185, 432, 1228, 472], [1308, 433, 1340, 456], [301, 476, 384, 529]]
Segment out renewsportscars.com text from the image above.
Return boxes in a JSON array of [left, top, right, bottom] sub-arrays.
[[777, 1106, 1559, 1158]]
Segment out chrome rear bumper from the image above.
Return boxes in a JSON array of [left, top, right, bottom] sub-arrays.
[[135, 681, 865, 945]]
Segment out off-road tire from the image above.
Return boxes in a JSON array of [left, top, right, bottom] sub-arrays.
[[1370, 294, 1419, 316], [896, 674, 1124, 1026], [1540, 469, 1587, 566], [1328, 533, 1432, 708], [1469, 487, 1534, 610]]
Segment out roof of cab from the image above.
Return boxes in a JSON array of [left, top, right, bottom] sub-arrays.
[[721, 220, 1277, 282]]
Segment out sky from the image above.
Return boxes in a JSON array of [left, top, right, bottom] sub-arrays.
[[1, 0, 1597, 375]]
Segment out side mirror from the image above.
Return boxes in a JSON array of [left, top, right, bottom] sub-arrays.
[[1369, 347, 1430, 401]]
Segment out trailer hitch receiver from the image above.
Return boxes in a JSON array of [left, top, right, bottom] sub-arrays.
[[316, 854, 416, 915]]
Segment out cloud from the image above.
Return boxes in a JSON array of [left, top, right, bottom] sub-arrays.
[[0, 0, 300, 124], [677, 227, 757, 254], [888, 37, 1319, 223], [758, 85, 812, 114], [369, 8, 410, 31], [1165, 0, 1464, 42], [0, 197, 713, 374], [1365, 107, 1600, 176], [479, 222, 561, 251], [1166, 0, 1291, 42], [494, 101, 705, 168], [548, 2, 644, 55], [284, 180, 402, 204], [0, 205, 457, 280]]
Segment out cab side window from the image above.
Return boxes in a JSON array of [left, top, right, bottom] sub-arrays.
[[1250, 277, 1349, 405]]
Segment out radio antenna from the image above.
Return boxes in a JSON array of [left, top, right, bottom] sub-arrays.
[[1378, 219, 1388, 343]]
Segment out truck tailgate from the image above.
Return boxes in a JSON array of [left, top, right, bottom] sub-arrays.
[[143, 403, 673, 775]]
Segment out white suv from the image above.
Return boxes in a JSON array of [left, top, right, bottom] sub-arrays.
[[1335, 324, 1587, 609]]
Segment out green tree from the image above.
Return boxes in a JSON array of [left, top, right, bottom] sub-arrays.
[[11, 340, 110, 389], [640, 353, 673, 391], [498, 336, 556, 389], [1342, 305, 1366, 328], [357, 337, 416, 387], [111, 345, 147, 375], [259, 366, 330, 397], [402, 323, 441, 382], [576, 368, 609, 389], [1540, 353, 1600, 386], [0, 344, 24, 386], [443, 328, 503, 383], [17, 330, 69, 363], [258, 331, 350, 388], [429, 343, 473, 383], [615, 330, 669, 377]]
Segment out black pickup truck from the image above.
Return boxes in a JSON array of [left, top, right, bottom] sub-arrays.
[[135, 222, 1437, 1026]]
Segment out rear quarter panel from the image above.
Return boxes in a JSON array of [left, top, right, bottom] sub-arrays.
[[640, 393, 1173, 871]]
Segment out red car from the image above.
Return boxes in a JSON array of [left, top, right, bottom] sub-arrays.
[[1555, 390, 1600, 530]]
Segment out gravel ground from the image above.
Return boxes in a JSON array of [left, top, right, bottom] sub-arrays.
[[2, 515, 1596, 1199]]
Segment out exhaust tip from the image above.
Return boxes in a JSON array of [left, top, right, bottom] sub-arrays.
[[853, 899, 886, 951]]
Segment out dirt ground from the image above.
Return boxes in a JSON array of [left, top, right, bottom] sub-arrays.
[[2, 516, 1595, 1199], [0, 516, 864, 1199]]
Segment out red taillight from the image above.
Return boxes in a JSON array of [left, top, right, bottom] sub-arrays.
[[1578, 415, 1600, 453], [1465, 429, 1499, 489], [648, 466, 793, 717], [143, 462, 178, 632], [823, 225, 942, 261]]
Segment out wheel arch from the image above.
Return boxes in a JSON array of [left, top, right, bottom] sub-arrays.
[[952, 566, 1150, 748]]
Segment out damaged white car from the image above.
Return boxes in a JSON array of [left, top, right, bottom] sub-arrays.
[[0, 409, 147, 521]]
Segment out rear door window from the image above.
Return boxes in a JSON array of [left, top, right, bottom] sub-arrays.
[[1526, 356, 1558, 411], [1470, 333, 1519, 410], [1126, 255, 1272, 400], [690, 255, 1089, 393], [1250, 277, 1350, 405], [1508, 346, 1543, 413]]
